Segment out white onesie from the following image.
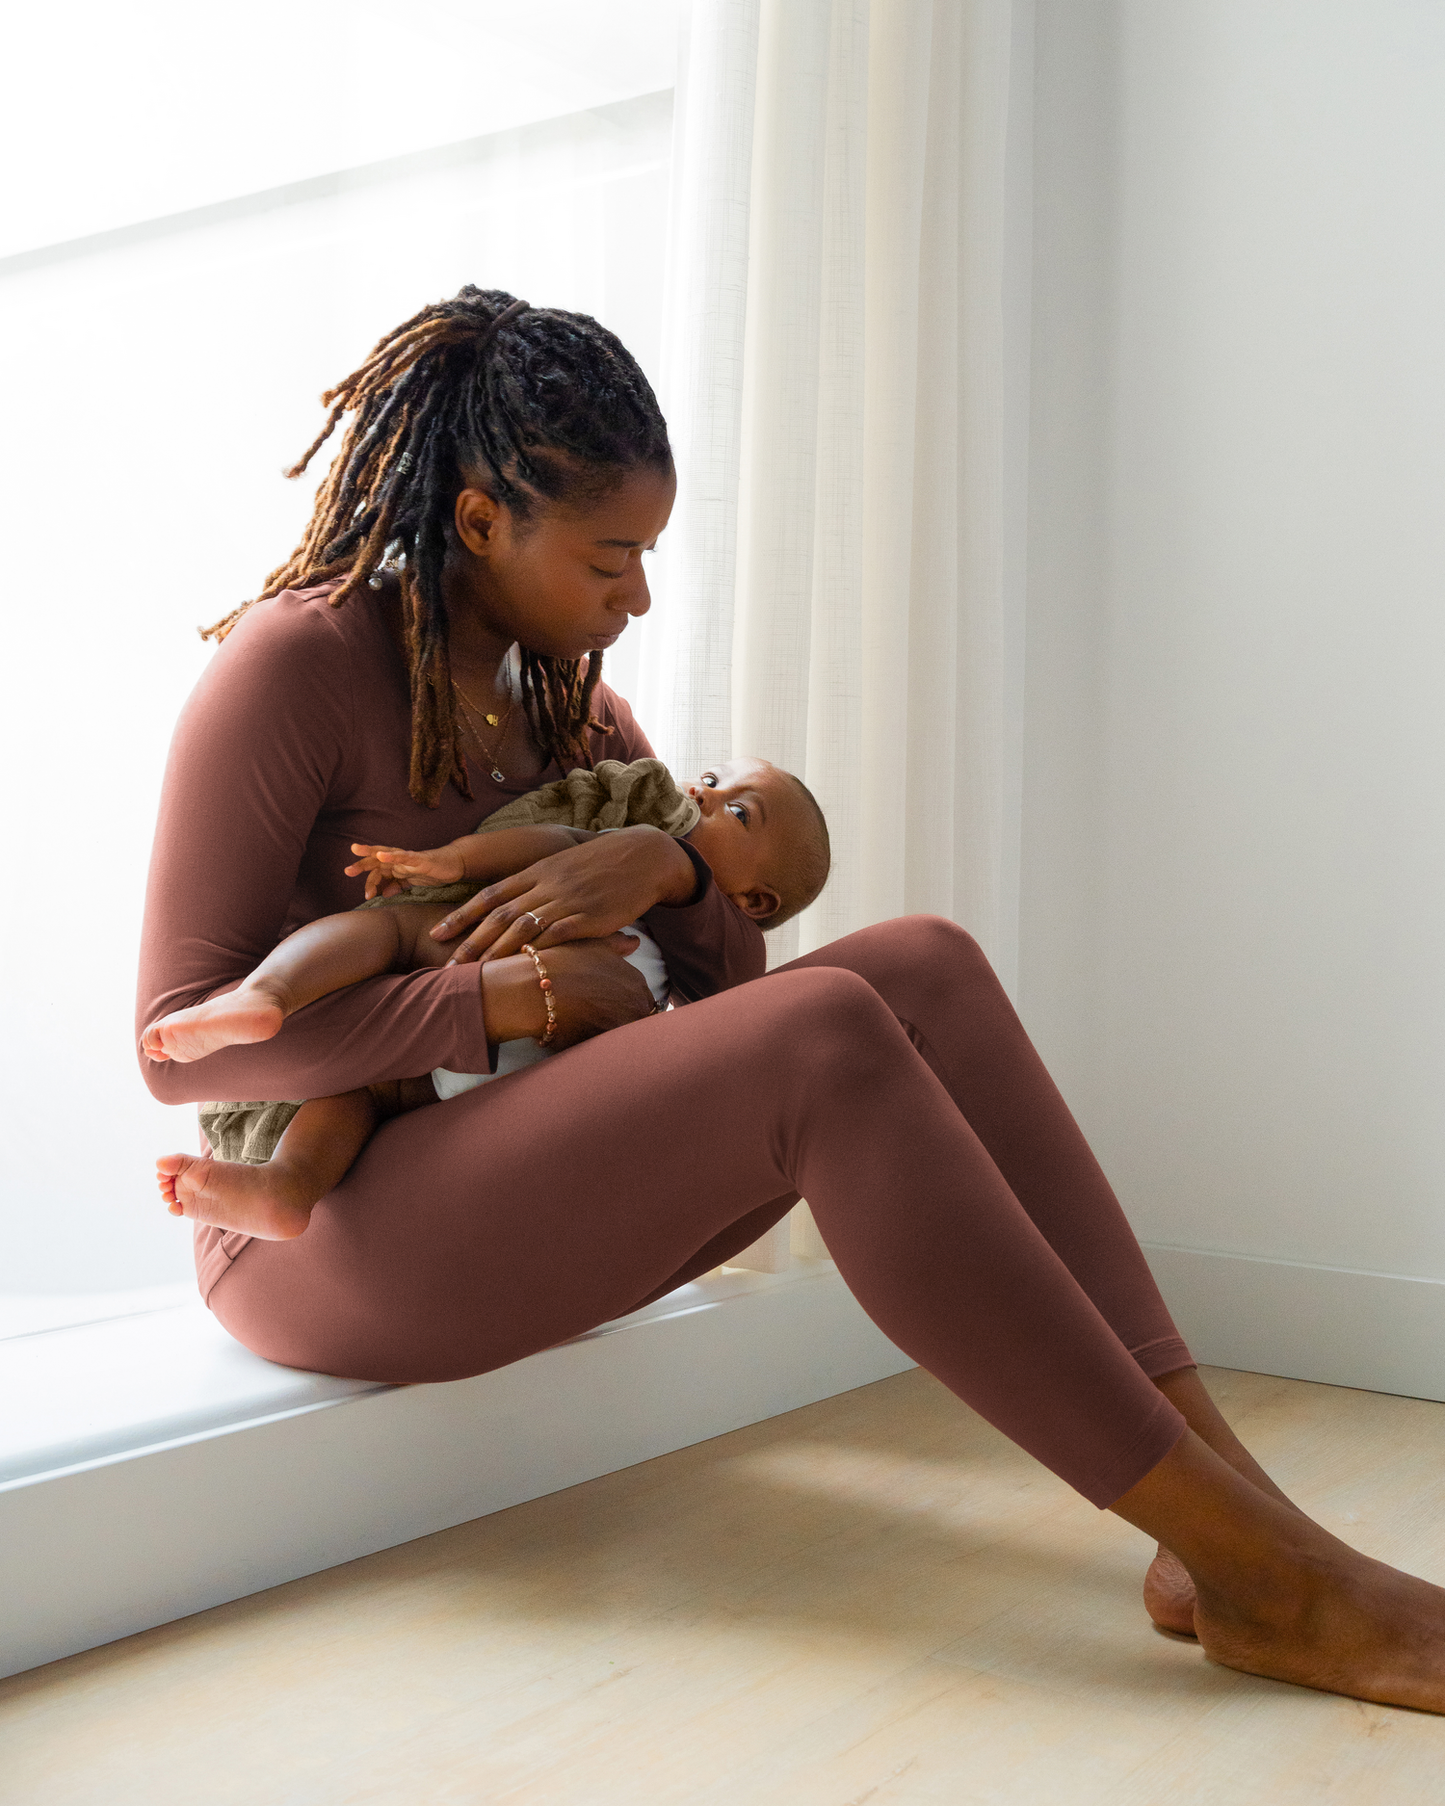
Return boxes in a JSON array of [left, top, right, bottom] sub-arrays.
[[431, 923, 669, 1099]]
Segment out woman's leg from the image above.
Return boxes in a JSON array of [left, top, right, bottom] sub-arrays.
[[772, 917, 1299, 1628], [209, 960, 1445, 1711], [773, 918, 1189, 1375], [211, 965, 1185, 1506]]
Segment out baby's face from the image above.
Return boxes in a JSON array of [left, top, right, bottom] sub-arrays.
[[682, 757, 796, 920]]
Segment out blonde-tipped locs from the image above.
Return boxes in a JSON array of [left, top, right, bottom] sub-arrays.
[[203, 287, 672, 807]]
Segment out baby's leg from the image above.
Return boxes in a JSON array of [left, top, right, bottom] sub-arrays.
[[157, 1090, 380, 1240], [143, 904, 452, 1063]]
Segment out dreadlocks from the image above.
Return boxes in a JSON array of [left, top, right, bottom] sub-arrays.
[[202, 287, 672, 807]]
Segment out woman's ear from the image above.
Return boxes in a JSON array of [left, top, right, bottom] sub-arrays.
[[454, 486, 504, 557], [730, 884, 782, 923]]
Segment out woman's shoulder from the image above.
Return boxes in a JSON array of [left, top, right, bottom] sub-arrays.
[[222, 581, 386, 662], [177, 583, 405, 774], [205, 582, 401, 705]]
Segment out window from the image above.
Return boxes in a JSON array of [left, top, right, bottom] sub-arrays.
[[1, 2, 681, 1304]]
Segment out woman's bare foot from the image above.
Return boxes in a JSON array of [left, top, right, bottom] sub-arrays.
[[1142, 1368, 1306, 1636], [142, 988, 285, 1063], [1193, 1535, 1445, 1714], [157, 1152, 313, 1240], [1116, 1428, 1445, 1713], [1144, 1544, 1198, 1636]]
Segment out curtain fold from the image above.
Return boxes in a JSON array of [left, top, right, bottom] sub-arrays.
[[639, 0, 1028, 979]]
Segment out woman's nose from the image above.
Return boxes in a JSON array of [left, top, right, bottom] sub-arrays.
[[619, 558, 652, 619]]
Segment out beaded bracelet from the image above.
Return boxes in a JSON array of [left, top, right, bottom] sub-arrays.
[[521, 943, 558, 1048]]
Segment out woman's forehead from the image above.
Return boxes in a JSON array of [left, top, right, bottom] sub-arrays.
[[571, 464, 676, 541]]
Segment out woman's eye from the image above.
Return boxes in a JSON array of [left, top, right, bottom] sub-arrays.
[[591, 565, 627, 579], [727, 803, 749, 825]]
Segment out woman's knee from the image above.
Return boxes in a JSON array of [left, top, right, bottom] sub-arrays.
[[894, 913, 988, 967], [837, 913, 994, 994], [767, 965, 905, 1083]]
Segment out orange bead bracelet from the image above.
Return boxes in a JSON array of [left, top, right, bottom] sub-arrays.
[[521, 943, 558, 1047]]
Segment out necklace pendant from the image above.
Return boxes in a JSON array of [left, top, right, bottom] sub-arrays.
[[484, 713, 500, 727], [490, 767, 505, 784]]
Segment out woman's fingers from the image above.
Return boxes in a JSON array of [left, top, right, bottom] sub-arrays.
[[446, 905, 585, 966], [430, 874, 528, 942]]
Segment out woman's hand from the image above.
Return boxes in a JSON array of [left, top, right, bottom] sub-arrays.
[[481, 935, 656, 1050], [432, 826, 697, 965]]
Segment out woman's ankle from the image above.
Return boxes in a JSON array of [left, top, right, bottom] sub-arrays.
[[1152, 1367, 1298, 1511], [1112, 1428, 1323, 1591]]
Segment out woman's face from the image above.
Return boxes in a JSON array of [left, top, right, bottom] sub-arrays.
[[450, 463, 676, 663]]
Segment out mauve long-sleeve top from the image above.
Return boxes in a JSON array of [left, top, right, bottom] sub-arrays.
[[136, 582, 764, 1113]]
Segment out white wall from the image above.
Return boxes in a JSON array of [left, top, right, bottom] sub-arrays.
[[1021, 2, 1445, 1311]]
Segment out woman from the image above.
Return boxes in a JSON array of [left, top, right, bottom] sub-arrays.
[[137, 286, 1445, 1713]]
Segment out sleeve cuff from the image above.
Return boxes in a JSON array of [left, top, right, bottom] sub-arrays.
[[449, 962, 500, 1074], [660, 837, 712, 909]]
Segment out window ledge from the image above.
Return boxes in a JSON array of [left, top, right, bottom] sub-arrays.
[[0, 1262, 912, 1680]]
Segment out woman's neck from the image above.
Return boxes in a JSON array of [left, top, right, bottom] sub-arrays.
[[441, 571, 517, 705], [449, 630, 517, 708]]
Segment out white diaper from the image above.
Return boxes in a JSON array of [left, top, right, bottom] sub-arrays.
[[431, 924, 669, 1100]]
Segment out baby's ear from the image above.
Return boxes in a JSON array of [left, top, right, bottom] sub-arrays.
[[731, 885, 781, 922]]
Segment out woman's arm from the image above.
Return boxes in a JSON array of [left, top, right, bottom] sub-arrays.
[[136, 600, 500, 1105]]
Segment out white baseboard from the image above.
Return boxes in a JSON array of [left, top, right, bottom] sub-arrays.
[[1142, 1243, 1445, 1401], [0, 1263, 912, 1681]]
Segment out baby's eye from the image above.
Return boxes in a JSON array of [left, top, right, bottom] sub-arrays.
[[727, 803, 749, 825], [701, 772, 718, 788]]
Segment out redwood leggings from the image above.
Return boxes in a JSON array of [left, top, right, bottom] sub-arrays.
[[209, 916, 1191, 1508]]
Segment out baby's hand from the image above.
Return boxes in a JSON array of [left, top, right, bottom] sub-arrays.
[[345, 843, 467, 900]]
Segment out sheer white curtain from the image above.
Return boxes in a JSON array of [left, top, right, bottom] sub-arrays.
[[638, 0, 1033, 976]]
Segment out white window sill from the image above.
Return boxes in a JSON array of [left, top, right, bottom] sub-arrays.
[[0, 1256, 912, 1680]]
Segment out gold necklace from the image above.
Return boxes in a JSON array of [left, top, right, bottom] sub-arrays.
[[452, 676, 516, 784]]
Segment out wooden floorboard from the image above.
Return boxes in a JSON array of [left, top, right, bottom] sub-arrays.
[[2, 1366, 1442, 1803]]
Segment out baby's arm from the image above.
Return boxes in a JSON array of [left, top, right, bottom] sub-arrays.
[[346, 825, 594, 899]]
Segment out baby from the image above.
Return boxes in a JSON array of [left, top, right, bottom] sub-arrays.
[[145, 756, 830, 1242]]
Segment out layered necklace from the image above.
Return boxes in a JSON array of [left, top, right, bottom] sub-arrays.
[[452, 671, 517, 785]]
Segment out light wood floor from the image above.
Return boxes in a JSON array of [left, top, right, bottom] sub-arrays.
[[3, 1366, 1443, 1804]]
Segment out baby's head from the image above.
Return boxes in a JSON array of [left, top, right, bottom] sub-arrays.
[[682, 757, 830, 929]]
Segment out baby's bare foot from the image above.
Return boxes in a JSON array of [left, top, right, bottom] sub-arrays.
[[142, 990, 285, 1063], [1144, 1544, 1198, 1636], [157, 1152, 313, 1240], [1194, 1538, 1445, 1715]]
